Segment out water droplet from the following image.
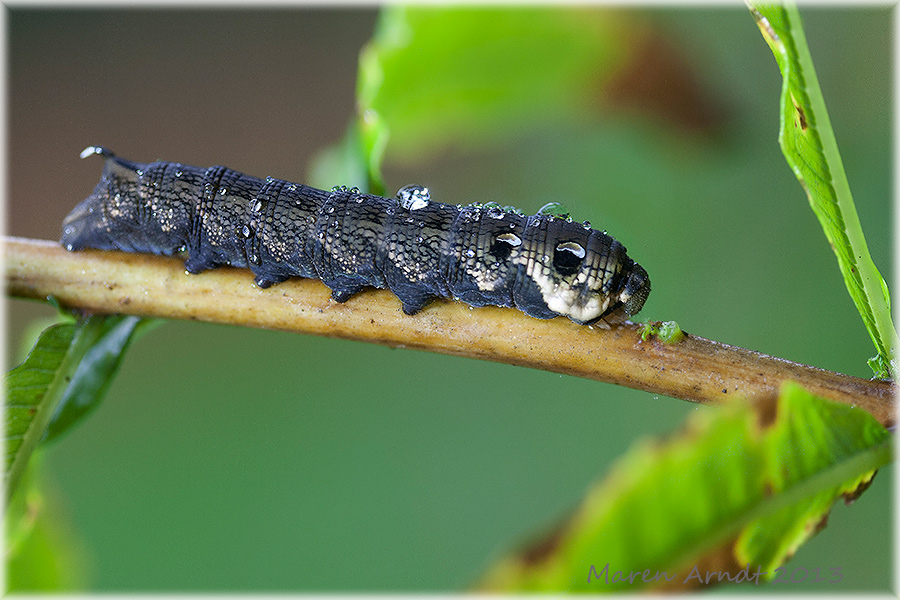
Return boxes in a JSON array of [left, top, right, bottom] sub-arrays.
[[349, 186, 360, 194], [484, 203, 505, 219], [582, 220, 592, 229], [219, 187, 228, 195], [136, 169, 144, 177], [253, 200, 263, 212], [265, 176, 275, 183], [288, 184, 297, 191], [65, 243, 74, 251], [326, 206, 335, 214], [396, 184, 430, 210], [465, 249, 476, 258], [249, 253, 260, 265], [241, 225, 252, 238], [175, 170, 183, 178], [537, 201, 571, 219], [556, 241, 586, 259], [497, 232, 522, 247]]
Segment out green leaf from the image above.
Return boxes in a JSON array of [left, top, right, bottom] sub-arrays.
[[479, 383, 890, 591], [44, 316, 159, 443], [355, 6, 632, 189], [747, 1, 896, 378], [5, 315, 155, 499], [307, 123, 372, 194], [736, 384, 889, 571], [6, 322, 77, 493]]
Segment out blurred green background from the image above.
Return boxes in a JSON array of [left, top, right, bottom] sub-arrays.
[[6, 6, 892, 592]]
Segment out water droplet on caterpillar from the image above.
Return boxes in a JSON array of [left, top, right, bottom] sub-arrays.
[[537, 201, 571, 219], [396, 184, 430, 210]]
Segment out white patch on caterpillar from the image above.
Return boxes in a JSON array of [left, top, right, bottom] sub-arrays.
[[525, 255, 613, 323]]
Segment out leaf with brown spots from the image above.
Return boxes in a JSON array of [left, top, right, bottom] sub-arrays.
[[747, 1, 895, 378], [477, 383, 890, 592]]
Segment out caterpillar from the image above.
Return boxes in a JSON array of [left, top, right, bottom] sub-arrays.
[[61, 147, 650, 324]]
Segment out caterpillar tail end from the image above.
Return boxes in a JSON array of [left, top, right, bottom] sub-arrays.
[[80, 145, 115, 159], [62, 146, 133, 252]]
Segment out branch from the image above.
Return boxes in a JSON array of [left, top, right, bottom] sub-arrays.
[[6, 236, 895, 427]]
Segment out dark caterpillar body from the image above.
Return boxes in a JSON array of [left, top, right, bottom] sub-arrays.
[[62, 147, 650, 324]]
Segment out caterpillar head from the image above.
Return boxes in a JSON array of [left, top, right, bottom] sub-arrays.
[[620, 263, 651, 318], [513, 218, 651, 324]]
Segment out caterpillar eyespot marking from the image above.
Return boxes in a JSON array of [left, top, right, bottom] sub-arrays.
[[61, 147, 651, 324]]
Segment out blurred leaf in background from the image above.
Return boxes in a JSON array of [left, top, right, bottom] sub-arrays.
[[344, 6, 724, 193], [7, 456, 90, 591]]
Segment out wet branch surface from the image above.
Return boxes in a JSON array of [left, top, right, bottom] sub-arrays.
[[6, 236, 895, 427]]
